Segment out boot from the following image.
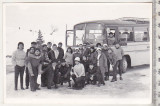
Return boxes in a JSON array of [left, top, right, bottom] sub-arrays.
[[120, 77, 123, 80], [111, 78, 116, 82]]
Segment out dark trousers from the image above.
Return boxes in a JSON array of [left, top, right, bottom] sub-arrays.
[[29, 75, 38, 91], [25, 68, 29, 87], [86, 72, 97, 84], [14, 65, 25, 89], [118, 60, 123, 77], [60, 74, 71, 87], [112, 60, 123, 80], [105, 59, 110, 78], [72, 74, 85, 88], [29, 66, 38, 91], [41, 64, 54, 89], [96, 67, 105, 84], [41, 65, 49, 87]]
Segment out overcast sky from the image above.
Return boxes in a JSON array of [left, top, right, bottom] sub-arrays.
[[4, 3, 152, 55]]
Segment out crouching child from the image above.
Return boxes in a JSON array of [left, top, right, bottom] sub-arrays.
[[59, 59, 71, 88], [86, 63, 97, 85], [71, 57, 85, 90]]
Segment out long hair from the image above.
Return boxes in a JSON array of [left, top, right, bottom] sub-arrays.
[[66, 47, 73, 54], [17, 42, 24, 49], [29, 47, 35, 54]]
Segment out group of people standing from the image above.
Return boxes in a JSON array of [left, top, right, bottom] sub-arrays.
[[12, 40, 124, 91]]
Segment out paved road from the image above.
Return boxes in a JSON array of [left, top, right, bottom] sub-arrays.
[[6, 65, 151, 99]]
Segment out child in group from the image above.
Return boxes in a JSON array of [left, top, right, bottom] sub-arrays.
[[81, 56, 89, 73], [86, 63, 97, 85], [64, 47, 73, 67], [107, 48, 118, 82], [73, 48, 82, 66], [59, 59, 71, 88], [71, 57, 85, 90], [27, 48, 42, 91]]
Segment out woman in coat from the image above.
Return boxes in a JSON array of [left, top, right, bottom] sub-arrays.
[[64, 47, 73, 67], [12, 42, 26, 90], [93, 48, 108, 87]]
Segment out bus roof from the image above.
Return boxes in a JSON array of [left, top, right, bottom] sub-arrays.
[[74, 20, 149, 26]]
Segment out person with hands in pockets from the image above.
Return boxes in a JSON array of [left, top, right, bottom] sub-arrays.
[[71, 57, 85, 90], [12, 42, 26, 90]]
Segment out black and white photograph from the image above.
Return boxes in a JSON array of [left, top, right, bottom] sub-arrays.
[[3, 3, 152, 104]]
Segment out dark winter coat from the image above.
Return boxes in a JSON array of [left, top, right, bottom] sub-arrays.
[[48, 50, 61, 63], [57, 47, 64, 61], [107, 52, 118, 66], [93, 52, 108, 73], [81, 60, 89, 73]]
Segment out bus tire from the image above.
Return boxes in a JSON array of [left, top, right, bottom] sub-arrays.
[[121, 56, 128, 73]]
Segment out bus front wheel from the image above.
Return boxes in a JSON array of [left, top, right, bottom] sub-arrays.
[[121, 56, 128, 73]]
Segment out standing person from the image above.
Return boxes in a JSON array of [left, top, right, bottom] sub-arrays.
[[25, 47, 35, 89], [102, 44, 110, 81], [25, 42, 37, 89], [107, 48, 118, 82], [64, 47, 73, 67], [81, 56, 89, 74], [27, 48, 42, 91], [48, 44, 60, 63], [113, 42, 124, 80], [40, 44, 52, 87], [88, 46, 96, 62], [78, 44, 83, 55], [12, 42, 26, 90], [72, 57, 85, 90], [57, 42, 64, 62], [48, 44, 61, 88], [93, 48, 108, 87], [96, 43, 102, 48], [108, 32, 116, 46], [82, 43, 90, 60], [73, 48, 82, 66], [47, 42, 52, 53]]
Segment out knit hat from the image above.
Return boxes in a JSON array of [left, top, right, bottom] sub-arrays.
[[96, 47, 102, 51], [103, 44, 108, 47], [75, 47, 79, 50], [75, 57, 80, 61]]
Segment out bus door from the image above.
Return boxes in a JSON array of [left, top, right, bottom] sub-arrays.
[[66, 30, 74, 47], [74, 24, 86, 46]]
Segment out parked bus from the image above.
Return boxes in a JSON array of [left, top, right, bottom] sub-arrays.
[[65, 17, 150, 72]]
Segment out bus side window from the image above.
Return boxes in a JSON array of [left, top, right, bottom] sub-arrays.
[[134, 27, 149, 42], [118, 27, 134, 42]]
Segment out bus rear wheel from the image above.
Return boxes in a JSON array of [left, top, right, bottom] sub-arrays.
[[121, 56, 128, 73]]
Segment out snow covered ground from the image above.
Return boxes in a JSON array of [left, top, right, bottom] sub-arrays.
[[5, 64, 151, 100]]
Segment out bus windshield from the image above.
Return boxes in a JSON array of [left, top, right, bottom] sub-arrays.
[[85, 23, 104, 45], [74, 23, 104, 45]]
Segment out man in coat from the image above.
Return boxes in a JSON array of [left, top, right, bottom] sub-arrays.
[[102, 44, 110, 81], [112, 42, 124, 80], [107, 48, 118, 82], [25, 42, 37, 89], [93, 48, 108, 86], [57, 42, 64, 62], [48, 44, 61, 88]]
